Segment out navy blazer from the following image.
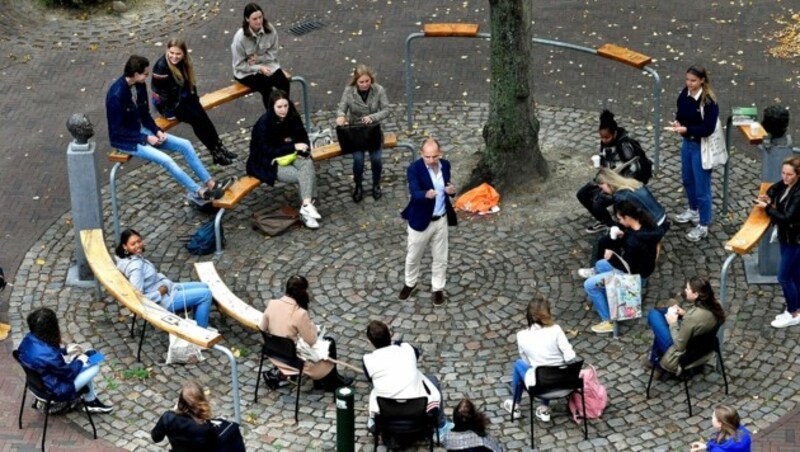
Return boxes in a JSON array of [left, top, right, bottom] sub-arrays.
[[401, 158, 457, 232], [105, 76, 161, 152]]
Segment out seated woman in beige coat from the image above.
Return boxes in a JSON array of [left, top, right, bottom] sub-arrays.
[[259, 275, 352, 391]]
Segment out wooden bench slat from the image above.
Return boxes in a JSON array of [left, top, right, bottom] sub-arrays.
[[724, 183, 773, 255], [80, 229, 222, 349], [738, 124, 765, 145], [194, 262, 262, 332], [310, 132, 398, 162], [596, 44, 652, 69], [212, 176, 262, 209], [423, 23, 480, 37]]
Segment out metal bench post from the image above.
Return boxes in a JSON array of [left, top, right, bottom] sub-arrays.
[[214, 208, 227, 255], [718, 253, 739, 348], [290, 76, 312, 131], [396, 141, 417, 163], [213, 345, 241, 424], [110, 162, 123, 243]]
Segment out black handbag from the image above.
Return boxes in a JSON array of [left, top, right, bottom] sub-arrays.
[[336, 123, 382, 154], [211, 418, 246, 452]]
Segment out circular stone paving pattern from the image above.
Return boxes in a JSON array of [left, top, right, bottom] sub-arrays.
[[8, 103, 800, 451]]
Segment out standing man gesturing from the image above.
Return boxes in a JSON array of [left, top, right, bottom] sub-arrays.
[[399, 138, 457, 306]]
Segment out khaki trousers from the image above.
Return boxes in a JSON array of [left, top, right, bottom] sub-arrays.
[[404, 218, 448, 291]]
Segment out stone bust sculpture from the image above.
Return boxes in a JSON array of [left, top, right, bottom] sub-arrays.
[[66, 113, 94, 144]]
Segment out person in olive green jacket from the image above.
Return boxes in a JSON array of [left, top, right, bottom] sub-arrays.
[[645, 277, 726, 376]]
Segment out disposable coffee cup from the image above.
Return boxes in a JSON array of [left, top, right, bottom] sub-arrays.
[[750, 122, 760, 135], [591, 155, 601, 168]]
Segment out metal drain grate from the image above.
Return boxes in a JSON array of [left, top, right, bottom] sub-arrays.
[[288, 20, 324, 36]]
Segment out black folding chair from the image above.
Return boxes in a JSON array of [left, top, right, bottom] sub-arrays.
[[374, 396, 437, 451], [511, 359, 588, 448], [254, 331, 305, 423], [13, 350, 97, 451], [647, 326, 728, 416]]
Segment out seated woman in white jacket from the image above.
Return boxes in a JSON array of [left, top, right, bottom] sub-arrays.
[[503, 295, 576, 422]]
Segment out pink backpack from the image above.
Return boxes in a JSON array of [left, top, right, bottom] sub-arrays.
[[568, 365, 608, 423]]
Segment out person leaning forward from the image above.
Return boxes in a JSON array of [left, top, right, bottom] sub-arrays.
[[399, 138, 457, 306]]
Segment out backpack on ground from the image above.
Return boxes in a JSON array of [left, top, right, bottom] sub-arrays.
[[186, 220, 223, 255], [251, 205, 300, 237], [568, 364, 608, 422]]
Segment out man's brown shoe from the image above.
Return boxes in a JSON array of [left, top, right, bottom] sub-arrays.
[[433, 291, 446, 306], [398, 284, 416, 300]]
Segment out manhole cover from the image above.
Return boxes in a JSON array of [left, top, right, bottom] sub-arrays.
[[288, 20, 324, 36]]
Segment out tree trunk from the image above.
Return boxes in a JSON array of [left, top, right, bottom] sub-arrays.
[[467, 0, 549, 191]]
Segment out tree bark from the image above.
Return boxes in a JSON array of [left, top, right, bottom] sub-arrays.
[[467, 0, 549, 191]]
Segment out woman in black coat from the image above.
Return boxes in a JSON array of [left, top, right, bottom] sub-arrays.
[[247, 90, 321, 229], [151, 38, 236, 165], [151, 381, 223, 451], [757, 156, 800, 328]]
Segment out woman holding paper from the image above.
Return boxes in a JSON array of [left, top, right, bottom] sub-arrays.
[[669, 65, 720, 242], [17, 307, 114, 413]]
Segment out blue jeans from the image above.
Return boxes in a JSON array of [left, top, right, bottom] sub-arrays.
[[511, 359, 551, 406], [647, 308, 673, 366], [352, 149, 383, 186], [164, 282, 213, 328], [74, 363, 100, 401], [126, 128, 212, 194], [779, 243, 800, 313], [680, 138, 713, 226], [584, 259, 615, 321]]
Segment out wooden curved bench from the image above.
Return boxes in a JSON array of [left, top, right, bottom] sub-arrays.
[[79, 229, 222, 351], [724, 182, 772, 255], [193, 262, 261, 331]]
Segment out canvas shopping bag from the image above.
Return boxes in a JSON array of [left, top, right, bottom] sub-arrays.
[[700, 107, 728, 170], [603, 252, 642, 321]]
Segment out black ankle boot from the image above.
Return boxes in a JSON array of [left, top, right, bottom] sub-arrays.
[[218, 142, 237, 160], [372, 185, 382, 200], [210, 147, 232, 166], [352, 184, 364, 203]]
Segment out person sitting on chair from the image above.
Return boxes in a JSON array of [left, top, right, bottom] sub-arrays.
[[259, 275, 352, 392], [362, 320, 454, 438], [443, 398, 503, 452], [18, 307, 114, 413], [690, 405, 751, 452], [502, 295, 575, 422], [151, 381, 222, 450], [645, 277, 726, 379]]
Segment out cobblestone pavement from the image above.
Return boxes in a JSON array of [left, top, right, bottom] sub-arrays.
[[2, 0, 800, 450], [6, 101, 798, 451]]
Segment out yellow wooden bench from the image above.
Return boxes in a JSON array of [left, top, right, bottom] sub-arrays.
[[724, 182, 772, 255], [193, 262, 262, 332], [597, 44, 653, 69], [423, 23, 480, 37], [79, 229, 222, 354]]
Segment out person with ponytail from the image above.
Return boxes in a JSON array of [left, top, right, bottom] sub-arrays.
[[152, 38, 237, 166], [577, 109, 650, 234], [670, 65, 720, 242], [645, 277, 726, 378], [151, 381, 221, 451]]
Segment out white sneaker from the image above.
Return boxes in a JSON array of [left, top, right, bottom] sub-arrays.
[[577, 268, 597, 279], [300, 203, 322, 220], [674, 209, 700, 224], [301, 215, 320, 229], [771, 314, 800, 329], [535, 405, 551, 422], [686, 225, 708, 242], [775, 311, 792, 321], [502, 399, 521, 418]]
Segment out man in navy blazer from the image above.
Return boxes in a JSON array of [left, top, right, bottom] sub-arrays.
[[399, 138, 457, 306]]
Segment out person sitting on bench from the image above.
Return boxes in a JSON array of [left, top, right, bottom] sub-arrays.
[[105, 55, 232, 204], [115, 228, 213, 328]]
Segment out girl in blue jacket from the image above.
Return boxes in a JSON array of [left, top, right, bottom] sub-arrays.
[[18, 308, 113, 413], [691, 405, 751, 451]]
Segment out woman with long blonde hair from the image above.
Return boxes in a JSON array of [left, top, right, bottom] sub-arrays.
[[151, 381, 223, 450], [152, 38, 236, 165]]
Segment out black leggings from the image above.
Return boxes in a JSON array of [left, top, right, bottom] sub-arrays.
[[576, 182, 614, 226], [174, 94, 221, 151], [236, 70, 291, 110]]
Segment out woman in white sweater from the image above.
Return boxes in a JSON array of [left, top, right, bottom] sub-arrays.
[[503, 295, 576, 422]]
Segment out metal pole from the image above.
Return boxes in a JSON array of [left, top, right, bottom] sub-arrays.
[[110, 162, 122, 244], [722, 115, 733, 214], [213, 344, 241, 424], [290, 76, 312, 132], [404, 32, 424, 130], [718, 253, 738, 347], [335, 386, 355, 452], [214, 208, 226, 255], [396, 141, 417, 164], [643, 66, 662, 171]]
